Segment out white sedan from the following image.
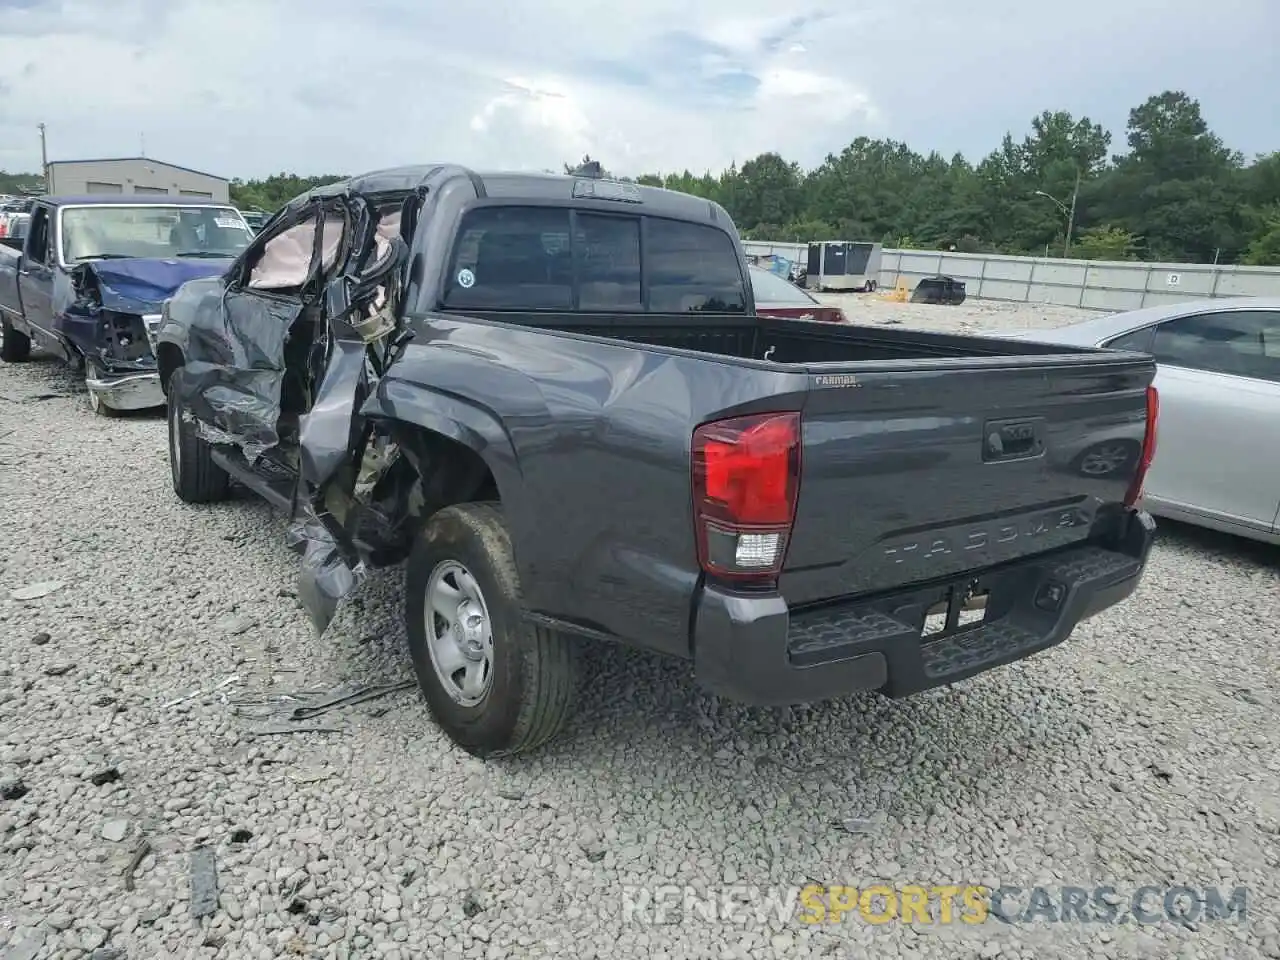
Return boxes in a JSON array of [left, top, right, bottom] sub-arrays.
[[992, 297, 1280, 546]]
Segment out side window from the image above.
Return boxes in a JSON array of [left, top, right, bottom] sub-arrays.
[[444, 206, 572, 310], [1150, 310, 1280, 383], [1104, 326, 1155, 353], [645, 218, 746, 314], [576, 214, 641, 310], [25, 207, 51, 266]]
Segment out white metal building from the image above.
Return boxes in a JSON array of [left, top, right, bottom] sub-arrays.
[[45, 157, 230, 203]]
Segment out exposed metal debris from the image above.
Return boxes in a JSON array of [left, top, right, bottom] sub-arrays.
[[284, 680, 416, 721], [123, 838, 151, 892], [247, 724, 343, 738], [163, 674, 240, 709], [189, 846, 218, 918]]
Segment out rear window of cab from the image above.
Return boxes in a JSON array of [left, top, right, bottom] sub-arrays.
[[443, 205, 747, 314]]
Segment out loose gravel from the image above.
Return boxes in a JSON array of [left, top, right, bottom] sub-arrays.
[[2, 298, 1279, 960]]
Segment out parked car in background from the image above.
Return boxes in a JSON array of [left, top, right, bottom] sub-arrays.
[[0, 196, 253, 414], [748, 264, 846, 323], [155, 163, 1158, 758], [992, 297, 1280, 545], [239, 209, 269, 233], [0, 211, 30, 240]]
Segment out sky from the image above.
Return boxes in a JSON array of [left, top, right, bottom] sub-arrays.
[[0, 0, 1277, 182]]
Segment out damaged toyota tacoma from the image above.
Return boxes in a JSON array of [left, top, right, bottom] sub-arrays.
[[0, 195, 252, 414], [154, 165, 1159, 757]]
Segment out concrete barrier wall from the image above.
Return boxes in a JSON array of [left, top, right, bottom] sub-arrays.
[[742, 241, 1280, 311]]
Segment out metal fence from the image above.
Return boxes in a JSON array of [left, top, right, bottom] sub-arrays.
[[742, 241, 1280, 311]]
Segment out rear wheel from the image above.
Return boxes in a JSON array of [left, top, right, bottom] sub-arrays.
[[167, 372, 230, 503], [0, 317, 31, 362], [865, 279, 878, 293], [405, 502, 578, 757]]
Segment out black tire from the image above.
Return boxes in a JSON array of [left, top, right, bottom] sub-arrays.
[[866, 279, 878, 293], [167, 373, 230, 503], [1, 316, 31, 362], [405, 502, 578, 758]]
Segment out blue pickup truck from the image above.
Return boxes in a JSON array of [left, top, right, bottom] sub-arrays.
[[0, 195, 253, 414]]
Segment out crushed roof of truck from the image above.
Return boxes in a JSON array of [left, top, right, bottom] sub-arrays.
[[288, 164, 729, 226]]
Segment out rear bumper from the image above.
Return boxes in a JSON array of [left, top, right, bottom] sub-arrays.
[[691, 509, 1155, 706]]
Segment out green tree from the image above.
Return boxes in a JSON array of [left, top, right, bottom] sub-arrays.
[[726, 153, 803, 231], [1243, 208, 1280, 265], [229, 172, 348, 212], [0, 170, 44, 194], [1071, 225, 1141, 261], [1095, 91, 1247, 261]]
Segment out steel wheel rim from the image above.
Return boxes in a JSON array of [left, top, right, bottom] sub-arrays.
[[424, 560, 494, 707], [1080, 444, 1130, 475], [169, 399, 182, 481]]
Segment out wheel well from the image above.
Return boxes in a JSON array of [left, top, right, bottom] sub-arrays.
[[157, 343, 184, 395], [396, 425, 500, 508]]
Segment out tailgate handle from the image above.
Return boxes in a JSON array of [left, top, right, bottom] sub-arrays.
[[983, 418, 1045, 462]]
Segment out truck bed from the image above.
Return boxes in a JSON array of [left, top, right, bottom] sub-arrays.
[[448, 310, 1102, 366]]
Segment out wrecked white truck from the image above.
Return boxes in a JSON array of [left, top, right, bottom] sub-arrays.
[[0, 195, 253, 413], [154, 164, 1157, 758]]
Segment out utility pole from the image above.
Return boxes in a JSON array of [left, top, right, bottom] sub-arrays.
[[1034, 166, 1082, 259], [37, 122, 48, 190], [1063, 167, 1080, 259]]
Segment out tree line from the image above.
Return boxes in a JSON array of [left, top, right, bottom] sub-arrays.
[[623, 91, 1278, 267], [5, 90, 1274, 266]]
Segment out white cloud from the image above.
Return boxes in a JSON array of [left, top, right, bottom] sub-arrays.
[[0, 0, 880, 180], [1, 0, 1273, 184]]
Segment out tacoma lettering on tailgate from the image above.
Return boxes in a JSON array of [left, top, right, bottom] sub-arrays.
[[882, 507, 1089, 571]]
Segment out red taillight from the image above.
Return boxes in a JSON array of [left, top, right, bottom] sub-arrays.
[[692, 412, 801, 580], [822, 307, 847, 323], [1124, 385, 1159, 507]]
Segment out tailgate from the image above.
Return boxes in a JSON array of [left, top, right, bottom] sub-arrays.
[[781, 354, 1155, 607]]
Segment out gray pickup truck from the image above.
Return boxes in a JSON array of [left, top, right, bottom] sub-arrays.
[[0, 195, 252, 413], [154, 165, 1159, 757]]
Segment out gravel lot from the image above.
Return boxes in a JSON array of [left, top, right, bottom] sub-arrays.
[[2, 296, 1278, 960]]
